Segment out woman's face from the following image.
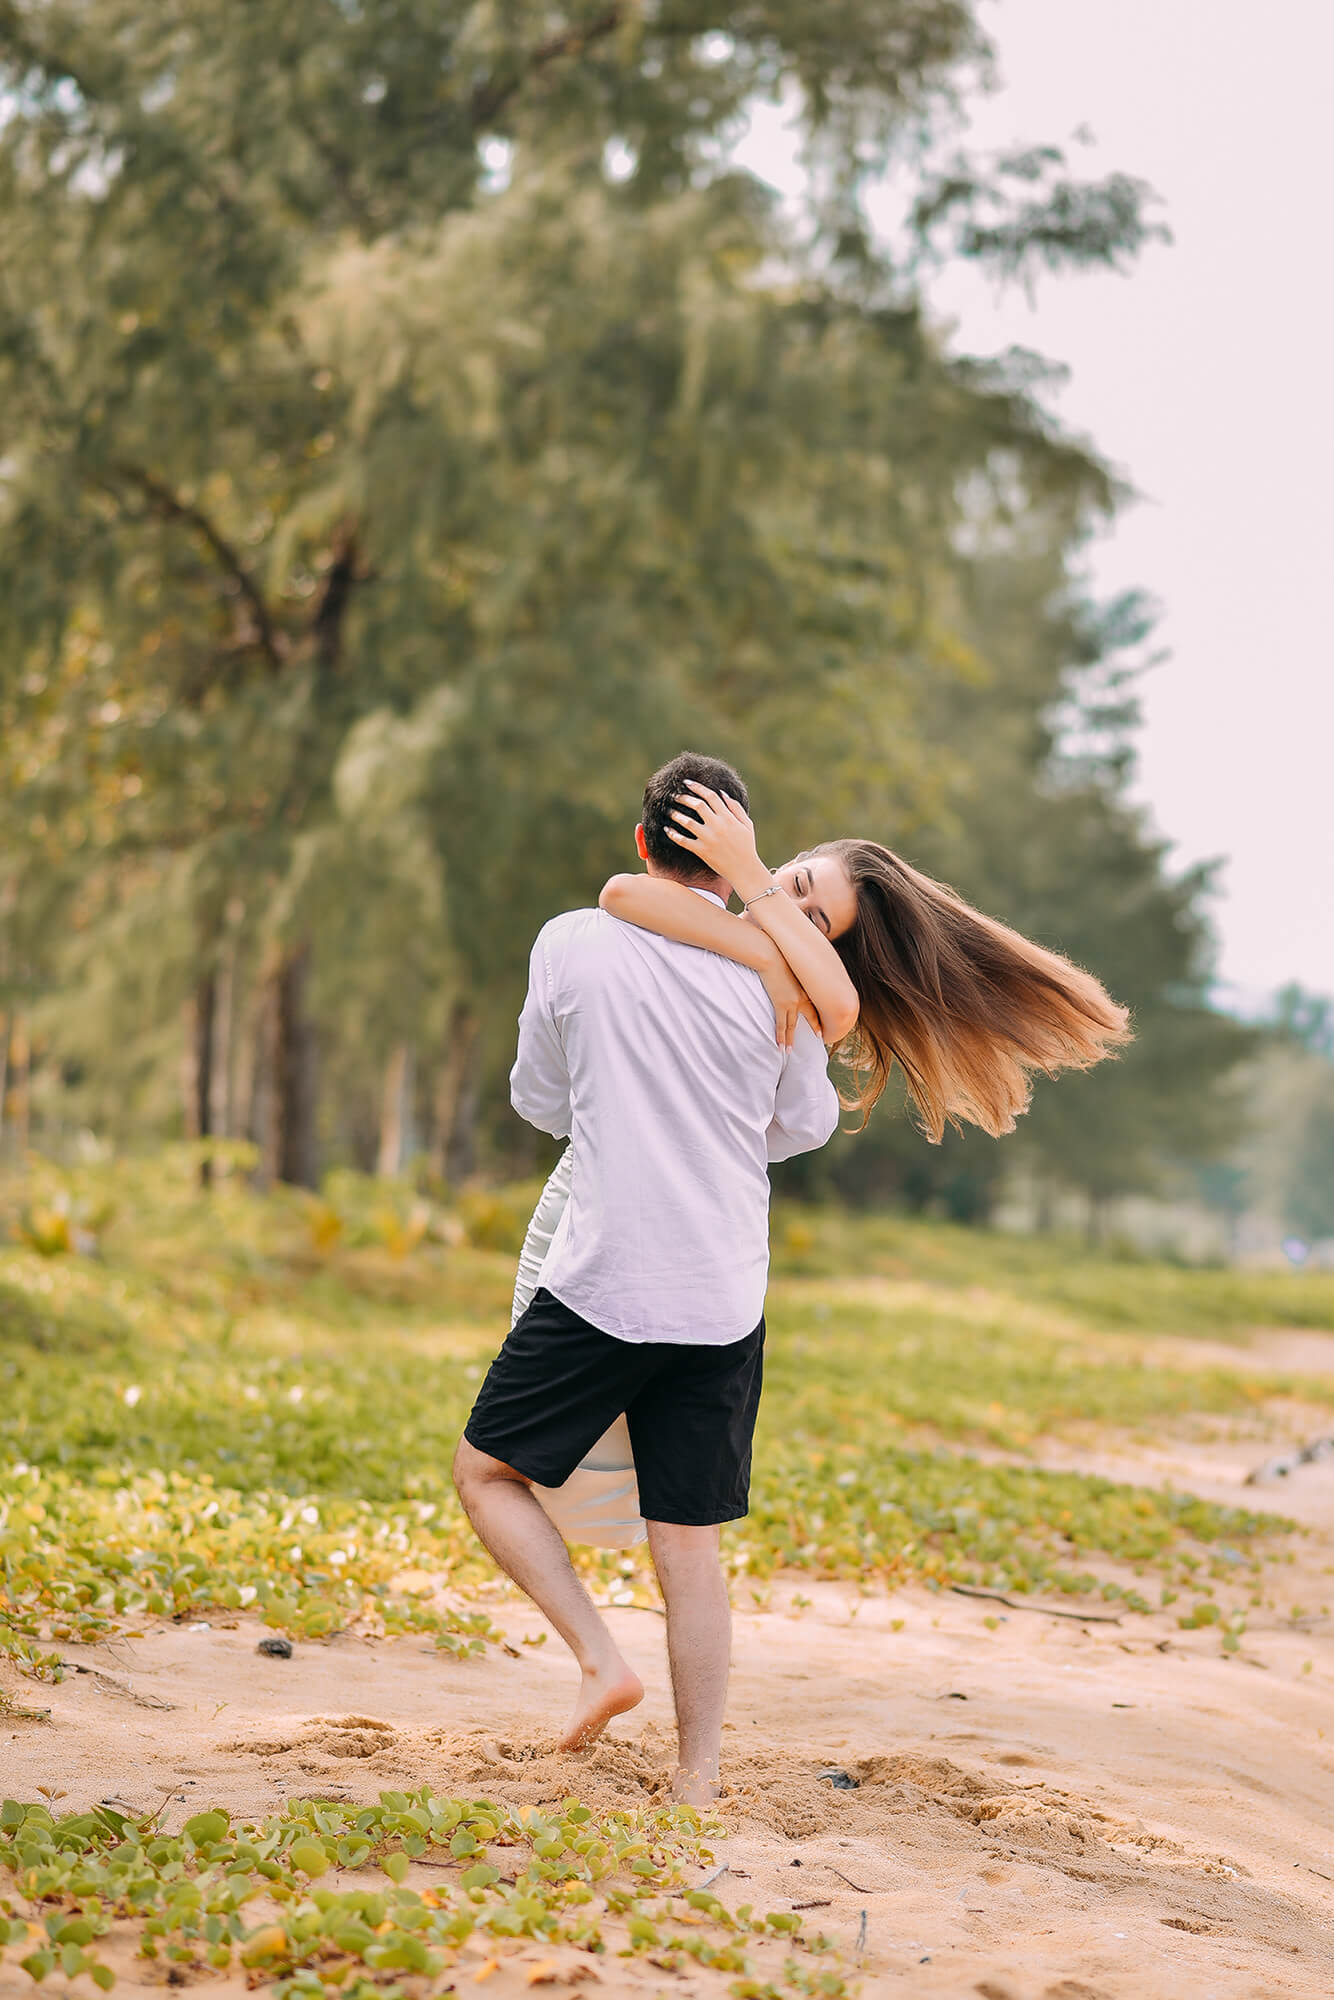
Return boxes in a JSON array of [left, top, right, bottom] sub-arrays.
[[772, 852, 858, 941]]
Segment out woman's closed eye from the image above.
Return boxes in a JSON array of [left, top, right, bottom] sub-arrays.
[[795, 872, 831, 935]]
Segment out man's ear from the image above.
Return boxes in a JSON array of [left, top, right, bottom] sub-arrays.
[[634, 823, 649, 862]]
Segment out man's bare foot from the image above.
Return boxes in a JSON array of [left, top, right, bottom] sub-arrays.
[[670, 1766, 721, 1810], [559, 1659, 644, 1750]]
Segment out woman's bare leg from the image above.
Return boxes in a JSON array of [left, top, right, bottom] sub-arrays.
[[646, 1521, 730, 1806], [453, 1438, 643, 1748]]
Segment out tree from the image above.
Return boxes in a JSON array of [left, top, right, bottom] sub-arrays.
[[789, 517, 1257, 1222], [1269, 983, 1334, 1059], [1, 0, 1191, 1192], [0, 0, 997, 1181], [1285, 1088, 1334, 1243]]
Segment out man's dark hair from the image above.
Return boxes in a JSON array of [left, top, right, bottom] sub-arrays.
[[640, 751, 749, 883]]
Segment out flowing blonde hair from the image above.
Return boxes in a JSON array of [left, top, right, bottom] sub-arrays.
[[815, 839, 1132, 1140]]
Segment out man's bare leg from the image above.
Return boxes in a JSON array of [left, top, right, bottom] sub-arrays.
[[647, 1521, 731, 1807], [453, 1438, 643, 1748]]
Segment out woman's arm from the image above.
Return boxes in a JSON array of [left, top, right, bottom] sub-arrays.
[[599, 874, 846, 1047], [662, 786, 861, 1043], [600, 873, 774, 968]]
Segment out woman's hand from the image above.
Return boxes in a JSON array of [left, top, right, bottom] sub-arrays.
[[757, 950, 824, 1050], [666, 782, 772, 903]]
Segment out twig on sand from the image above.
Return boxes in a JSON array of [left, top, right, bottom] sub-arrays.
[[2, 1696, 51, 1722], [1245, 1436, 1334, 1485], [855, 1910, 868, 1953], [695, 1863, 729, 1892], [791, 1899, 832, 1911], [825, 1866, 883, 1894], [949, 1584, 1121, 1626], [61, 1661, 176, 1709]]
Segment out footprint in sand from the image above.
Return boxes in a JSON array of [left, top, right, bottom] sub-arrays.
[[222, 1715, 398, 1760], [305, 1716, 398, 1758], [315, 1729, 395, 1758]]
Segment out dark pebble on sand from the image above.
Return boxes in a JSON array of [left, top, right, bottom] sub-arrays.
[[817, 1767, 858, 1789], [256, 1636, 293, 1659]]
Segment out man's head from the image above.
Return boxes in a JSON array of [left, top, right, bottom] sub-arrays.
[[636, 752, 749, 892]]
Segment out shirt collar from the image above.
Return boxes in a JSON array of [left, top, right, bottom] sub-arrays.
[[688, 888, 727, 908]]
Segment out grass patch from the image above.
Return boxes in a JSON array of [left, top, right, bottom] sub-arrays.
[[0, 1790, 847, 1996], [763, 1289, 1316, 1449], [0, 1155, 1309, 1671], [771, 1204, 1334, 1335], [0, 1272, 133, 1354]]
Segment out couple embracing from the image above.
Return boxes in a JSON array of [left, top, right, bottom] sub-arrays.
[[453, 751, 1128, 1805]]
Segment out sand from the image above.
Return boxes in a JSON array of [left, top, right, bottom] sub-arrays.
[[4, 1390, 1333, 2000]]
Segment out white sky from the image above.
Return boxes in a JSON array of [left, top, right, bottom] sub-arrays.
[[735, 0, 1334, 1009]]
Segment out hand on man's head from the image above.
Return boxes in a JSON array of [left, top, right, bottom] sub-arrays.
[[639, 751, 748, 890]]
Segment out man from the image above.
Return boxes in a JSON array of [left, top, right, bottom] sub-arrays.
[[453, 751, 839, 1804]]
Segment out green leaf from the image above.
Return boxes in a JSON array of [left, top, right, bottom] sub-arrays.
[[288, 1839, 331, 1878]]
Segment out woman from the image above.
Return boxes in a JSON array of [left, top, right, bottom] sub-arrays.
[[521, 781, 1130, 1547]]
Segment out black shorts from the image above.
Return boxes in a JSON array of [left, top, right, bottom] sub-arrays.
[[463, 1288, 765, 1527]]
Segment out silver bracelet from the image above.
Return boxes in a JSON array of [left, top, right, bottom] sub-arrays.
[[742, 883, 780, 911]]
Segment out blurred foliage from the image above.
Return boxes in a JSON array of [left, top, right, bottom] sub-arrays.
[[0, 0, 1246, 1210], [1190, 989, 1334, 1246]]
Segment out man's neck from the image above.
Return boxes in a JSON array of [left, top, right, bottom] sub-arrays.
[[645, 862, 732, 902]]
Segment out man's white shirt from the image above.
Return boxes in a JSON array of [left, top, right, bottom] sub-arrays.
[[509, 892, 840, 1346]]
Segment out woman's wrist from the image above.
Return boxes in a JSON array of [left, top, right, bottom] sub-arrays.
[[730, 859, 776, 906]]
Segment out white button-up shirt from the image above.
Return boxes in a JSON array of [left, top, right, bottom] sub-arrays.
[[509, 894, 841, 1345]]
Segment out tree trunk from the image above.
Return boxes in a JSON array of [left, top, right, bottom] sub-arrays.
[[241, 965, 271, 1178], [447, 1037, 483, 1184], [377, 1042, 413, 1178], [274, 941, 319, 1189], [0, 1009, 8, 1141], [428, 1001, 480, 1185], [210, 904, 243, 1141], [249, 944, 316, 1190], [183, 973, 217, 1183]]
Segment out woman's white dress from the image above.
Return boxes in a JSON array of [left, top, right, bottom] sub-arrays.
[[512, 1147, 647, 1548]]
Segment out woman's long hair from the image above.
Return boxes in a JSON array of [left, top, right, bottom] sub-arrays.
[[815, 839, 1132, 1141]]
